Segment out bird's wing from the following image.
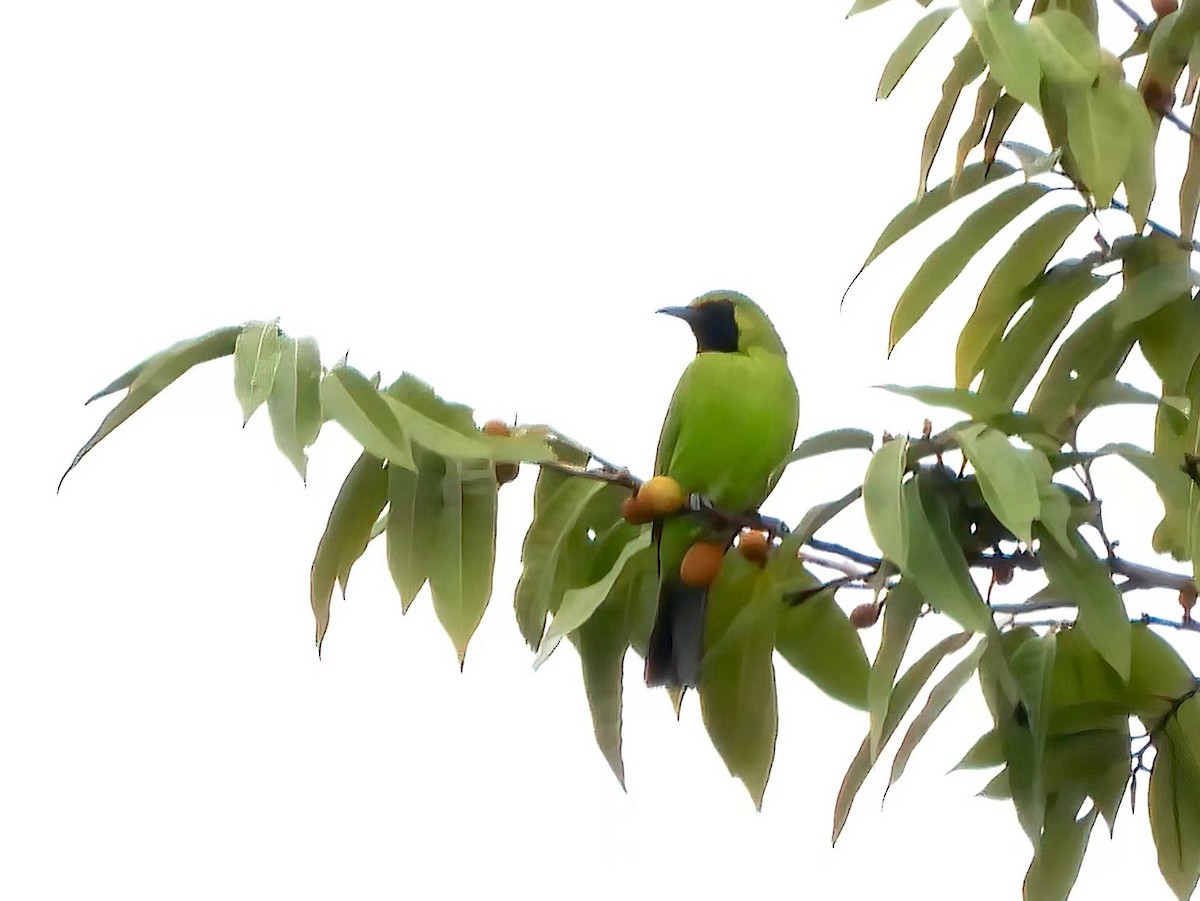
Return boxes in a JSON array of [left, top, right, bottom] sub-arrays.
[[653, 359, 695, 477]]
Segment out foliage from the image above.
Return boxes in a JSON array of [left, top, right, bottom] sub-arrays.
[[62, 1, 1200, 899]]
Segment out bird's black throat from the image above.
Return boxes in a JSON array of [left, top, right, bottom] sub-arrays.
[[687, 299, 738, 353]]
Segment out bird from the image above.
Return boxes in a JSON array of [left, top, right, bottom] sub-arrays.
[[644, 290, 799, 688]]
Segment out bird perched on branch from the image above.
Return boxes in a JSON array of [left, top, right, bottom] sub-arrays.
[[645, 290, 799, 688]]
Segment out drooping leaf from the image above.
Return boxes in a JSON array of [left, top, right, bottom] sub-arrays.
[[877, 383, 1010, 421], [889, 638, 986, 787], [1065, 79, 1134, 207], [1111, 260, 1194, 332], [1150, 698, 1200, 901], [61, 325, 242, 487], [386, 452, 444, 611], [845, 160, 1016, 298], [1182, 96, 1200, 243], [956, 729, 1004, 770], [985, 93, 1024, 165], [955, 423, 1043, 544], [955, 79, 1005, 182], [878, 6, 958, 100], [1119, 80, 1158, 232], [868, 580, 924, 758], [311, 453, 388, 652], [774, 486, 864, 565], [427, 460, 498, 666], [232, 320, 282, 425], [784, 428, 874, 465], [889, 182, 1051, 352], [1006, 631, 1057, 842], [863, 437, 910, 566], [775, 576, 871, 709], [1129, 624, 1198, 729], [1023, 792, 1099, 901], [962, 0, 1043, 109], [1036, 526, 1130, 680], [919, 38, 988, 195], [979, 261, 1108, 411], [321, 364, 416, 470], [267, 334, 324, 480], [955, 204, 1088, 387], [1027, 8, 1102, 86]]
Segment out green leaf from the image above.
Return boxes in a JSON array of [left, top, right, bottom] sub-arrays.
[[1111, 260, 1195, 332], [310, 453, 388, 653], [1065, 79, 1134, 208], [1007, 631, 1057, 842], [321, 364, 416, 470], [385, 453, 443, 611], [427, 459, 498, 666], [889, 182, 1051, 352], [1182, 98, 1200, 243], [1027, 9, 1102, 86], [847, 0, 898, 14], [889, 638, 986, 787], [232, 320, 282, 425], [955, 423, 1043, 544], [955, 79, 1005, 182], [868, 580, 924, 758], [956, 730, 1004, 769], [1036, 483, 1076, 555], [774, 486, 864, 566], [267, 334, 323, 480], [775, 583, 871, 709], [1150, 698, 1200, 901], [878, 383, 1010, 421], [979, 260, 1108, 410], [784, 428, 874, 465], [985, 93, 1024, 165], [878, 6, 957, 99], [919, 38, 988, 195], [699, 559, 779, 808], [845, 160, 1016, 297], [863, 437, 910, 566], [955, 205, 1088, 387], [1119, 81, 1158, 232], [513, 476, 612, 648], [1023, 792, 1099, 901], [1129, 624, 1197, 729], [962, 0, 1043, 108], [61, 325, 241, 488], [1036, 526, 1130, 680], [834, 626, 974, 843], [534, 531, 652, 667]]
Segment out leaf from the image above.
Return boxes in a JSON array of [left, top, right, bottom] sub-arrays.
[[845, 160, 1016, 298], [979, 261, 1108, 410], [955, 205, 1088, 387], [321, 364, 416, 470], [232, 320, 282, 425], [890, 638, 986, 787], [919, 38, 988, 195], [847, 0, 898, 13], [1150, 698, 1200, 900], [955, 423, 1043, 544], [774, 486, 864, 566], [385, 453, 443, 611], [985, 93, 1024, 165], [534, 531, 652, 667], [427, 459, 498, 666], [878, 6, 958, 100], [775, 585, 871, 710], [868, 580, 924, 758], [1065, 79, 1134, 208], [962, 0, 1043, 109], [1129, 624, 1197, 729], [1186, 34, 1200, 106], [1023, 793, 1099, 901], [784, 428, 874, 465], [955, 79, 1005, 182], [267, 334, 323, 480], [863, 437, 910, 566], [1027, 9, 1102, 86], [956, 730, 1004, 770], [699, 559, 779, 808], [1036, 526, 1130, 680], [61, 325, 241, 487], [1111, 260, 1194, 331], [1001, 141, 1063, 180], [889, 182, 1051, 352], [1119, 81, 1158, 232], [877, 384, 1009, 421], [1007, 631, 1057, 842], [310, 453, 388, 653], [833, 626, 974, 843]]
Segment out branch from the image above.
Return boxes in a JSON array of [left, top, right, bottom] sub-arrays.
[[1109, 0, 1148, 31]]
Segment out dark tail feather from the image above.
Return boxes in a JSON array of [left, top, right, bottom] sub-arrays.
[[644, 580, 707, 688]]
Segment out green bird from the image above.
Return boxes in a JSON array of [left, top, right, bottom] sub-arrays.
[[645, 290, 799, 688]]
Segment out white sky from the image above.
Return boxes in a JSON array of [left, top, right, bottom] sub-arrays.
[[3, 2, 1196, 899]]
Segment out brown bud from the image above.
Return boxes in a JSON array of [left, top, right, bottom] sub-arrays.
[[1141, 79, 1175, 116], [637, 475, 686, 516], [994, 561, 1015, 586], [850, 603, 881, 629], [494, 462, 519, 485], [482, 419, 511, 437], [1180, 584, 1197, 622], [738, 530, 770, 566], [680, 541, 726, 588], [621, 495, 656, 525], [1152, 0, 1179, 18]]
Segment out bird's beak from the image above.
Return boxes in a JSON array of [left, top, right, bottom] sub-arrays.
[[657, 305, 697, 322]]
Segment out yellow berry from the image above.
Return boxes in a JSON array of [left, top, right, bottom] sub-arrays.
[[638, 475, 686, 516], [738, 530, 770, 566]]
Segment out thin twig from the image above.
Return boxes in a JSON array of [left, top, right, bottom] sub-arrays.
[[1109, 0, 1148, 31]]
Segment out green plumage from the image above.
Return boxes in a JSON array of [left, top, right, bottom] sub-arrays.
[[645, 290, 799, 688]]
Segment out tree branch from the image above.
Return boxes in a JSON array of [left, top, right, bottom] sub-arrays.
[[1109, 0, 1148, 31]]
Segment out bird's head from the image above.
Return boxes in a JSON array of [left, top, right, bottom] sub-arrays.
[[657, 290, 787, 357]]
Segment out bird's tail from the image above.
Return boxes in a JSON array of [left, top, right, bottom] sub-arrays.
[[644, 578, 707, 688]]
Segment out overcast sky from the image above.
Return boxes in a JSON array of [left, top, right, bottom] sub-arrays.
[[3, 2, 1195, 899]]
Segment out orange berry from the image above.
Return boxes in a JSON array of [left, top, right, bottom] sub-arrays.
[[680, 541, 726, 588], [482, 419, 511, 437], [738, 530, 770, 566], [1152, 0, 1179, 18], [1180, 585, 1197, 622], [850, 603, 881, 629], [621, 495, 656, 525], [637, 475, 686, 516]]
